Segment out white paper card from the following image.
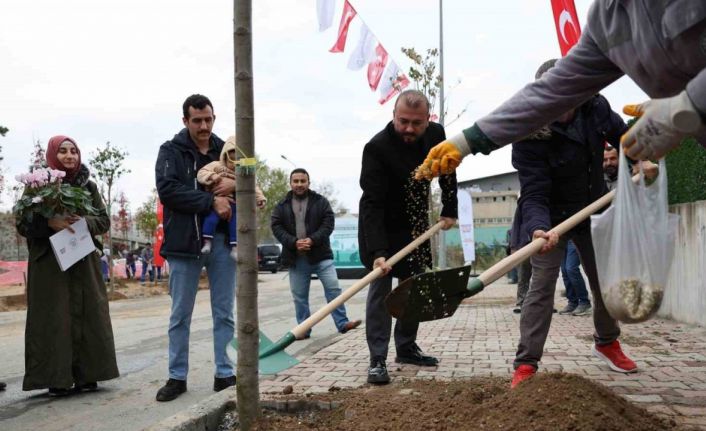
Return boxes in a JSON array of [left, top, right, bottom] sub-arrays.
[[49, 217, 96, 271]]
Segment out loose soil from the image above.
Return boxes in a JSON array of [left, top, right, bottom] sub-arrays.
[[238, 374, 690, 431], [0, 276, 213, 312]]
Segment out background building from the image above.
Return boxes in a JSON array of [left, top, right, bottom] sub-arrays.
[[446, 171, 519, 248]]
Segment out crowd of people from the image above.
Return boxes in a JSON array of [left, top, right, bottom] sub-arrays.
[[6, 0, 704, 402]]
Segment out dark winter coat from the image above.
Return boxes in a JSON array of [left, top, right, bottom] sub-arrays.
[[155, 129, 225, 258], [17, 164, 119, 390], [271, 190, 335, 266], [511, 94, 626, 248], [358, 121, 458, 279]]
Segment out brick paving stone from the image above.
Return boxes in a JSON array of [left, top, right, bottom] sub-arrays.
[[257, 293, 706, 427], [673, 405, 706, 416], [624, 394, 663, 403], [641, 381, 690, 390]]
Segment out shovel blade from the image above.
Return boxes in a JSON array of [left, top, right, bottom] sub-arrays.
[[227, 331, 300, 375], [385, 265, 472, 322]]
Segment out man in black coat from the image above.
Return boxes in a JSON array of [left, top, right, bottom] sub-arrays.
[[271, 168, 361, 339], [359, 90, 458, 384], [510, 60, 638, 389]]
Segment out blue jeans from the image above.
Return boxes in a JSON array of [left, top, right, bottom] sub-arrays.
[[560, 240, 590, 306], [202, 203, 237, 245], [289, 256, 349, 335], [140, 261, 154, 282], [166, 232, 236, 380]]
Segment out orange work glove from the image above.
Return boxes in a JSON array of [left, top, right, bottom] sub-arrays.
[[414, 142, 462, 180]]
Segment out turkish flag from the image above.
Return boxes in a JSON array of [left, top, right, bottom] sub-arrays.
[[367, 44, 388, 91], [378, 61, 410, 105], [551, 0, 581, 56], [154, 199, 165, 266], [329, 0, 357, 53]]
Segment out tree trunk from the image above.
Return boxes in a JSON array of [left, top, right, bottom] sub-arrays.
[[234, 0, 260, 429]]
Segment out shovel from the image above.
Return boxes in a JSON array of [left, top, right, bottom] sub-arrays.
[[386, 184, 627, 322], [227, 220, 447, 374]]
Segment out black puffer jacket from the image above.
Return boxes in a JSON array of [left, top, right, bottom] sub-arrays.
[[511, 94, 626, 247], [271, 190, 335, 266], [155, 129, 224, 258]]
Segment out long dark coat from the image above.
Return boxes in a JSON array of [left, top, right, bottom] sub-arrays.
[[17, 165, 119, 391], [358, 122, 458, 279]]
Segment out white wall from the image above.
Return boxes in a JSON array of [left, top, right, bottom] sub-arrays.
[[658, 200, 706, 326]]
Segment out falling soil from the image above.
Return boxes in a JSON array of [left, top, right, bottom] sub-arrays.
[[235, 374, 690, 431]]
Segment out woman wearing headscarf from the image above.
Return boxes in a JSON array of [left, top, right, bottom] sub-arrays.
[[16, 135, 119, 396]]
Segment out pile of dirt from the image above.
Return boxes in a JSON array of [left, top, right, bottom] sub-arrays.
[[241, 374, 687, 431]]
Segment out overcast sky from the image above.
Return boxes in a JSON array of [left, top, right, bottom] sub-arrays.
[[0, 0, 647, 214]]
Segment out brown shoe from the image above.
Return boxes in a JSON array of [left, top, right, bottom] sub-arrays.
[[341, 319, 362, 333]]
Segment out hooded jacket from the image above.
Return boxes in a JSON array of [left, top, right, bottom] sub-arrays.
[[196, 136, 267, 202], [155, 128, 224, 258], [511, 94, 626, 248]]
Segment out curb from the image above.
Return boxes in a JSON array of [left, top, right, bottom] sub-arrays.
[[143, 387, 237, 431], [143, 388, 345, 431]]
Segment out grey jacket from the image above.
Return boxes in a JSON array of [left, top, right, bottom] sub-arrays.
[[466, 0, 706, 154]]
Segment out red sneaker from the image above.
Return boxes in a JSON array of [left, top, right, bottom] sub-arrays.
[[592, 340, 637, 373], [511, 365, 536, 389]]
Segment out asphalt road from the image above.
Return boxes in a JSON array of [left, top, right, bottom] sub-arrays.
[[0, 272, 368, 431]]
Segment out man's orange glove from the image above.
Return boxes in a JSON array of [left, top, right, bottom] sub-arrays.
[[415, 142, 462, 180]]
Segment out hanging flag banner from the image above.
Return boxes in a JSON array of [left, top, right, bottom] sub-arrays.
[[367, 43, 388, 90], [378, 61, 410, 105], [457, 189, 475, 263], [317, 0, 406, 105], [329, 0, 357, 53], [550, 0, 582, 56], [347, 24, 377, 70], [316, 0, 336, 32]]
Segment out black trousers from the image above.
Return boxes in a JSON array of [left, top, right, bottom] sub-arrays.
[[366, 274, 419, 361]]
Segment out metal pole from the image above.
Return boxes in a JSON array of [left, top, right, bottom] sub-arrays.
[[438, 0, 447, 268], [280, 154, 297, 168]]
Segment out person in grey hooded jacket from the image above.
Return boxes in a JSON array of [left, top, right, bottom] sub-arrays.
[[417, 0, 706, 178]]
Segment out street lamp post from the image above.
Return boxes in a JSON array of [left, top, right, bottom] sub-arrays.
[[438, 0, 448, 269], [280, 154, 298, 168]]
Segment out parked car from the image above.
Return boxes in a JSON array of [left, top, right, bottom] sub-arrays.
[[257, 244, 281, 273]]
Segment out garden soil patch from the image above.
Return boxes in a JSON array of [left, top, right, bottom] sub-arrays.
[[238, 373, 689, 431]]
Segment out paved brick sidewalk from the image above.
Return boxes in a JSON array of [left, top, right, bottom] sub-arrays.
[[259, 280, 706, 429]]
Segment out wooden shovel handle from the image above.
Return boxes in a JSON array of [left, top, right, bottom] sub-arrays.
[[291, 221, 445, 338], [478, 184, 624, 286]]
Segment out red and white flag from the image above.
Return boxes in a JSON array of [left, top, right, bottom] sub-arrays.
[[153, 199, 165, 267], [316, 0, 336, 32], [551, 0, 582, 56], [329, 0, 357, 53], [347, 24, 377, 70], [378, 61, 410, 105], [367, 43, 388, 91]]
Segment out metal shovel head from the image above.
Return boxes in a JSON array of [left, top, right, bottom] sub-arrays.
[[385, 265, 472, 322], [227, 331, 300, 375]]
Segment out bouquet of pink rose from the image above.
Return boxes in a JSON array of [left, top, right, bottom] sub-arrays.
[[13, 168, 98, 225]]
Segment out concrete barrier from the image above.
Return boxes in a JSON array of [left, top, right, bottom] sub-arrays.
[[659, 200, 706, 326]]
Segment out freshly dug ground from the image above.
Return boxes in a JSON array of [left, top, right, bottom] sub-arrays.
[[237, 373, 689, 431]]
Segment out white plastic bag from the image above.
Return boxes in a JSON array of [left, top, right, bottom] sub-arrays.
[[591, 150, 679, 323]]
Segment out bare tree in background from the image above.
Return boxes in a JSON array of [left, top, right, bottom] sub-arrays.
[[89, 141, 130, 293]]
